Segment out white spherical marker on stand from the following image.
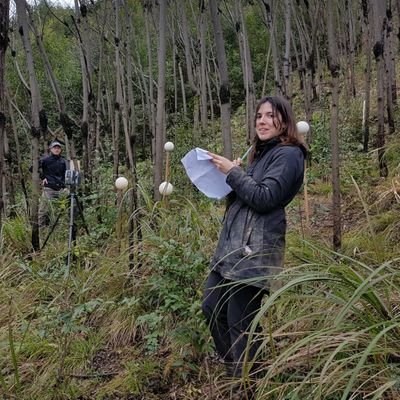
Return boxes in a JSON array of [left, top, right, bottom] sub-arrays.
[[296, 120, 310, 135], [115, 176, 129, 190], [115, 176, 128, 242], [161, 142, 174, 204], [164, 141, 175, 152], [159, 181, 174, 196], [296, 120, 310, 228]]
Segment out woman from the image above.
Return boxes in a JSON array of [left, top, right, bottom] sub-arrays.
[[202, 96, 307, 378]]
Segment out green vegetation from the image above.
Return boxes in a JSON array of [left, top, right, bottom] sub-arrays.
[[1, 99, 400, 398], [2, 1, 400, 399]]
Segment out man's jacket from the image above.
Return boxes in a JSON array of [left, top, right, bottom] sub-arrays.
[[39, 154, 67, 190]]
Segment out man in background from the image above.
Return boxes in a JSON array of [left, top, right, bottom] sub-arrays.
[[38, 140, 68, 227]]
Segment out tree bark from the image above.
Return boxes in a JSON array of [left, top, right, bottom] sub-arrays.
[[371, 0, 388, 177], [144, 2, 156, 165], [384, 4, 395, 133], [15, 0, 42, 251], [73, 0, 93, 188], [209, 0, 232, 159], [154, 0, 167, 201], [345, 0, 357, 98], [234, 0, 256, 142], [361, 0, 372, 152], [0, 0, 10, 229], [327, 0, 342, 251], [259, 0, 282, 95], [283, 0, 292, 99], [199, 0, 208, 132], [6, 90, 29, 211]]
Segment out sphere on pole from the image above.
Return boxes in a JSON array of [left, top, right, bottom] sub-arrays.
[[159, 181, 173, 196], [296, 121, 310, 135], [115, 176, 129, 190]]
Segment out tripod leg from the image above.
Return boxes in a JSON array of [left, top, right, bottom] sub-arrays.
[[74, 195, 89, 235], [66, 192, 77, 275], [41, 211, 63, 250]]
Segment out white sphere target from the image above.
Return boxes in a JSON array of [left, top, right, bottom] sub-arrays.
[[159, 181, 173, 196], [297, 121, 310, 134], [164, 141, 175, 152], [115, 176, 129, 190]]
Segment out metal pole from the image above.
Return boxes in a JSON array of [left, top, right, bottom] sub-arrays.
[[66, 189, 76, 276]]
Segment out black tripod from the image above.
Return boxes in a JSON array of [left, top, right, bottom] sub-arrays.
[[41, 186, 89, 273]]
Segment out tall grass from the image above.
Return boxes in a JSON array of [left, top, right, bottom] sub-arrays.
[[0, 191, 220, 399], [1, 133, 399, 399], [239, 241, 400, 399]]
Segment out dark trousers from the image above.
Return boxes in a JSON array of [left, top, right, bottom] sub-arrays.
[[202, 271, 267, 376]]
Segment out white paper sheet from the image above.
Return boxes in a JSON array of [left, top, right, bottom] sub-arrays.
[[181, 148, 232, 199]]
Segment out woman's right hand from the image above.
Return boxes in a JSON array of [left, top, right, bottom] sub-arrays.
[[232, 158, 242, 167], [208, 152, 236, 174]]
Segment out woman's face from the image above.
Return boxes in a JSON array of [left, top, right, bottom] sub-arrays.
[[255, 102, 283, 142]]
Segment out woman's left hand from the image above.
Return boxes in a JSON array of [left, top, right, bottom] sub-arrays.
[[208, 152, 238, 174]]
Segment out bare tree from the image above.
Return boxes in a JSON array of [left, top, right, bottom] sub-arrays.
[[362, 0, 372, 152], [209, 0, 232, 159], [0, 0, 10, 229], [259, 0, 282, 94], [371, 0, 388, 177], [384, 3, 396, 133], [28, 6, 78, 167], [282, 0, 292, 99], [15, 0, 43, 251], [345, 0, 357, 98], [231, 0, 256, 142], [154, 0, 167, 200], [327, 0, 342, 251], [6, 90, 29, 210], [73, 0, 94, 186], [122, 3, 141, 269], [144, 1, 156, 164], [199, 0, 208, 132]]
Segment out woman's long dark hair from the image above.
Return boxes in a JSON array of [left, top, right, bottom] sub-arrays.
[[248, 96, 305, 163]]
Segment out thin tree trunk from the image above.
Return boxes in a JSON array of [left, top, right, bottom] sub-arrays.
[[385, 4, 395, 132], [180, 4, 197, 94], [209, 0, 232, 159], [178, 60, 187, 115], [125, 6, 141, 269], [283, 0, 292, 99], [154, 0, 167, 201], [327, 0, 342, 251], [73, 0, 93, 187], [113, 0, 123, 178], [144, 3, 156, 164], [362, 0, 372, 152], [234, 0, 256, 142], [15, 0, 41, 251], [371, 0, 388, 177], [6, 90, 29, 210], [0, 0, 9, 229], [260, 0, 282, 95], [199, 0, 208, 132], [346, 0, 357, 98]]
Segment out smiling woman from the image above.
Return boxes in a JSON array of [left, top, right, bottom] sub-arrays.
[[202, 96, 307, 386], [255, 102, 283, 142]]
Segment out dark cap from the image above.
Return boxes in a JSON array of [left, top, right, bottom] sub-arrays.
[[49, 141, 62, 149]]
